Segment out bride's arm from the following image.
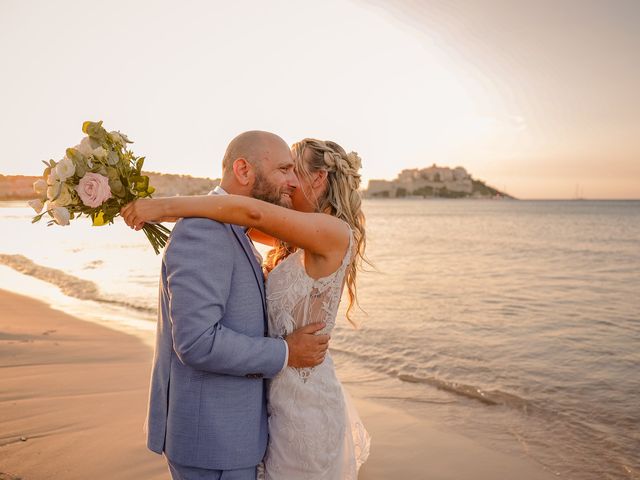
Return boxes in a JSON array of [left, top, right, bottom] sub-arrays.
[[121, 195, 349, 258]]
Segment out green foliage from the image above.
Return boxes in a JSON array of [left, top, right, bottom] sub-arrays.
[[436, 186, 467, 198], [82, 120, 107, 142], [30, 120, 171, 254], [471, 179, 501, 196], [413, 186, 434, 197]]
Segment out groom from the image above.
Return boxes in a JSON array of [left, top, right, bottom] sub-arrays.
[[146, 131, 330, 479]]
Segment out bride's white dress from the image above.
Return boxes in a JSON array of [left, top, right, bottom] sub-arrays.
[[262, 231, 370, 479]]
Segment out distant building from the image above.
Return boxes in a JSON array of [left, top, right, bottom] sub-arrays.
[[364, 164, 510, 199]]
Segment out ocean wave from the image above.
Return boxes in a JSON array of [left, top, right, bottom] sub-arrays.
[[397, 373, 532, 409], [332, 345, 640, 478], [0, 254, 156, 315], [331, 346, 536, 411]]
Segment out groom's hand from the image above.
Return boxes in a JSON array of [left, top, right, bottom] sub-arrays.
[[285, 322, 330, 368]]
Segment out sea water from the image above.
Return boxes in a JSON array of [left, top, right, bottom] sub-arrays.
[[1, 199, 638, 479]]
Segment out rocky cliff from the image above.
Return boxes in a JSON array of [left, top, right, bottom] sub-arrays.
[[364, 164, 514, 199]]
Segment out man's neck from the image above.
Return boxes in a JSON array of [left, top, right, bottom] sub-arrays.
[[219, 179, 250, 196]]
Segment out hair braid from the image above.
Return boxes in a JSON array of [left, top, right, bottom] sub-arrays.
[[264, 139, 369, 325]]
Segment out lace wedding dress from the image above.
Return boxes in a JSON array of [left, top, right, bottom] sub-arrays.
[[261, 231, 370, 479]]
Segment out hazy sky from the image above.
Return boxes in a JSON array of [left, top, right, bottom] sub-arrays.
[[1, 0, 638, 198]]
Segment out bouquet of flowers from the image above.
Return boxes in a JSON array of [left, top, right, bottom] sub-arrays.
[[29, 121, 171, 254]]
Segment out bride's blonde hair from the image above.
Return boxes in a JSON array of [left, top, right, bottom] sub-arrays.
[[264, 139, 367, 324]]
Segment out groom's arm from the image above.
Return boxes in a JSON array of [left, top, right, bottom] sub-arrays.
[[164, 217, 286, 378]]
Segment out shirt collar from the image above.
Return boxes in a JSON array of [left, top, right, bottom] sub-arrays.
[[212, 185, 251, 233]]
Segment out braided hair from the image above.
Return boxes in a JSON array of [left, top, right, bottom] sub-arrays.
[[264, 139, 368, 325]]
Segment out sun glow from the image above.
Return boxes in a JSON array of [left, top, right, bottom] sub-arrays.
[[1, 0, 637, 198]]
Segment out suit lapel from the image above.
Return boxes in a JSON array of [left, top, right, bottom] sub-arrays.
[[230, 224, 267, 318]]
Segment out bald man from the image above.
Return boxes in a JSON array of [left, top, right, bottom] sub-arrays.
[[146, 131, 329, 479]]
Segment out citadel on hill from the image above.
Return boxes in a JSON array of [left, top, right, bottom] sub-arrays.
[[364, 164, 514, 199]]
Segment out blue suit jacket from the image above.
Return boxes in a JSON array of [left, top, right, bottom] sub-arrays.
[[146, 216, 286, 470]]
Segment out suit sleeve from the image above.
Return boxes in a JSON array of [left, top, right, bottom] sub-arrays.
[[164, 217, 286, 378]]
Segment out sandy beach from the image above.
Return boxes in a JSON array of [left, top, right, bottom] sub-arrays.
[[0, 289, 167, 480], [0, 289, 555, 480]]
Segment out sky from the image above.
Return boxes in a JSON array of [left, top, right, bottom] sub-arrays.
[[1, 0, 638, 199]]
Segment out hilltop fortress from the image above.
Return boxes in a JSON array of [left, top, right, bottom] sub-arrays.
[[365, 164, 512, 199]]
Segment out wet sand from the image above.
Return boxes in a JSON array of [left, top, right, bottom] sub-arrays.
[[0, 289, 554, 479]]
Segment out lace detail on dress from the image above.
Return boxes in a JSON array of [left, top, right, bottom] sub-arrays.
[[263, 228, 370, 479], [267, 230, 354, 382]]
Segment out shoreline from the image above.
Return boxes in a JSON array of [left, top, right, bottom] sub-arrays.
[[0, 287, 556, 479], [0, 289, 167, 480]]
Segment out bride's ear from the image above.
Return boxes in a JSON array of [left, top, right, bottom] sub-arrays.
[[312, 170, 328, 189], [232, 158, 254, 186]]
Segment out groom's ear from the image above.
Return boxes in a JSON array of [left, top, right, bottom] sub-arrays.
[[232, 158, 254, 186]]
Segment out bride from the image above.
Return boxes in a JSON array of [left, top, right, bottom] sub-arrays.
[[122, 138, 370, 479]]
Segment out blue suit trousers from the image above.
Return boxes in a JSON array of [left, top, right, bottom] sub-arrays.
[[167, 458, 257, 480]]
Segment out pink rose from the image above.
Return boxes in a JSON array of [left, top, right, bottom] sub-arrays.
[[76, 172, 112, 208]]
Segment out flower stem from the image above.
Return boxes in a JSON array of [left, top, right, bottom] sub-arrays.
[[142, 223, 171, 255]]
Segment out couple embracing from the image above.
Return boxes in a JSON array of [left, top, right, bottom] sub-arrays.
[[121, 131, 370, 479]]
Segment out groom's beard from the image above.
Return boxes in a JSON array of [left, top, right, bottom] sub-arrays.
[[251, 175, 293, 209]]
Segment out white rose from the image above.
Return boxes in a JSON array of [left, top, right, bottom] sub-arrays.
[[47, 169, 59, 185], [55, 156, 76, 182], [51, 206, 71, 226], [77, 137, 97, 157], [92, 146, 107, 161], [109, 131, 125, 145], [28, 198, 44, 213], [33, 179, 48, 196], [46, 181, 61, 201], [47, 180, 73, 205], [51, 183, 74, 206]]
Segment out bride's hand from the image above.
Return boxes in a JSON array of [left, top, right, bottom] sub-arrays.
[[120, 198, 173, 230]]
